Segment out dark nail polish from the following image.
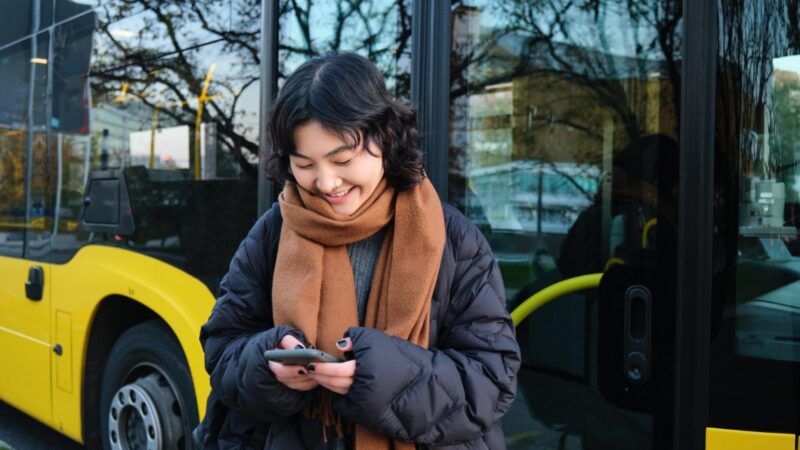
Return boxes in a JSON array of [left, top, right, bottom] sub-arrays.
[[298, 369, 306, 375], [294, 344, 305, 349], [336, 339, 348, 349], [307, 364, 315, 371]]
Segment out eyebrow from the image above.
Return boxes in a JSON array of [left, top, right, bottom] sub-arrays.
[[291, 144, 357, 160]]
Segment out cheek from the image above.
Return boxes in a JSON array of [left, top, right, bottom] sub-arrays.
[[291, 168, 316, 190], [368, 159, 385, 185], [348, 168, 380, 190], [356, 153, 384, 186]]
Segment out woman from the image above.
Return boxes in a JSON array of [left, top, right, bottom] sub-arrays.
[[195, 52, 520, 450]]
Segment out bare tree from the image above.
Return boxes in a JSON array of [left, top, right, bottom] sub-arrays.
[[453, 0, 682, 147], [90, 0, 263, 178], [448, 0, 683, 212], [277, 0, 412, 99]]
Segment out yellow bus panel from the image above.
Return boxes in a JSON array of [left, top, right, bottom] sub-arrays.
[[706, 427, 796, 450], [48, 245, 216, 443]]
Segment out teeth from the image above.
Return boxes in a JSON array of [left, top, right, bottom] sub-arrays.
[[328, 188, 350, 197]]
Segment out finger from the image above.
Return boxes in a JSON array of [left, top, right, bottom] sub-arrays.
[[335, 337, 353, 352], [269, 360, 311, 378], [284, 379, 319, 391], [310, 374, 353, 394], [307, 372, 354, 389], [324, 384, 351, 395], [271, 361, 320, 390], [279, 334, 305, 350], [307, 360, 356, 377]]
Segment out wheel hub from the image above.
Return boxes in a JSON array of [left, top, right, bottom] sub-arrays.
[[108, 372, 183, 450]]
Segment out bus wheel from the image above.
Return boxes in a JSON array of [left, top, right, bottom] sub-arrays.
[[99, 320, 198, 450]]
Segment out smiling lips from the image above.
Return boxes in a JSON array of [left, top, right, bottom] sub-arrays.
[[323, 186, 354, 203]]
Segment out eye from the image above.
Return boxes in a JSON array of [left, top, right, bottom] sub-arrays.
[[290, 158, 313, 169], [334, 158, 353, 166]]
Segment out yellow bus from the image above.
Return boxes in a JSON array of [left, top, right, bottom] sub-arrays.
[[1, 1, 798, 450]]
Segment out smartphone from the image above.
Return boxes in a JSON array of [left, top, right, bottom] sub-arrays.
[[262, 348, 343, 365]]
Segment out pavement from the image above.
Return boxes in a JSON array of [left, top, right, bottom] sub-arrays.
[[1, 389, 572, 449], [0, 401, 84, 450]]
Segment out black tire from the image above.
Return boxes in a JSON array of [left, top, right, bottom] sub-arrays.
[[99, 320, 198, 450]]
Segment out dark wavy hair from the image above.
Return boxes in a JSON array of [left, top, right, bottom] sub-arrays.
[[263, 52, 424, 190]]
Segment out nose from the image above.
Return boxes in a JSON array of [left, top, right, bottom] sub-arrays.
[[316, 170, 342, 193]]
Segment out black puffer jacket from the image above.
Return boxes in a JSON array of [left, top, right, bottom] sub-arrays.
[[196, 202, 520, 449]]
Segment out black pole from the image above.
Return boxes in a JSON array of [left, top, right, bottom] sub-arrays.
[[258, 0, 279, 217], [673, 0, 716, 448], [411, 0, 451, 200]]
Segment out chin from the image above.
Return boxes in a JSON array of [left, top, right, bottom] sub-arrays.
[[334, 205, 356, 216], [336, 198, 365, 216]]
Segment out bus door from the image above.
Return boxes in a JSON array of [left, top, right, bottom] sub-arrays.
[[0, 32, 55, 426], [447, 2, 683, 448]]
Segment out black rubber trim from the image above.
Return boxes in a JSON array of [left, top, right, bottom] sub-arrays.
[[673, 0, 717, 449], [258, 0, 279, 216], [411, 0, 450, 200]]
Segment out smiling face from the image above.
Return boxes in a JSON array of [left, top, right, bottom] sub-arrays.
[[289, 121, 385, 216]]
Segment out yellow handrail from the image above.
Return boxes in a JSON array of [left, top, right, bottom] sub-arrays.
[[510, 273, 603, 326], [604, 257, 625, 271], [641, 218, 657, 248]]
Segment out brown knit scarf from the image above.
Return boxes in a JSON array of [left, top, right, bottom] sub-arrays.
[[273, 177, 445, 450]]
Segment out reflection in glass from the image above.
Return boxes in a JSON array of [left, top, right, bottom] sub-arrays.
[[55, 0, 99, 23], [734, 53, 800, 362], [0, 1, 265, 293], [89, 1, 262, 177], [40, 0, 54, 30], [26, 31, 52, 261], [278, 0, 412, 99], [712, 0, 800, 433], [0, 2, 34, 47], [0, 39, 33, 258], [449, 1, 682, 448]]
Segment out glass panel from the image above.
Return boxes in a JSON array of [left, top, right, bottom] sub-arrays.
[[38, 1, 260, 293], [448, 1, 682, 448], [55, 0, 96, 23], [26, 31, 52, 261], [0, 39, 33, 258], [41, 0, 54, 29], [711, 0, 800, 434], [278, 0, 412, 100], [0, 1, 34, 47]]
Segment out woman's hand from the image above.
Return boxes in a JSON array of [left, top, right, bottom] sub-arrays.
[[268, 334, 319, 391], [307, 338, 356, 395]]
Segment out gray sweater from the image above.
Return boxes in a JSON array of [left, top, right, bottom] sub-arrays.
[[333, 227, 386, 450], [347, 227, 386, 326]]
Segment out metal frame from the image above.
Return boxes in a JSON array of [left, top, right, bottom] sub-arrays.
[[411, 0, 450, 200], [674, 0, 717, 448], [258, 0, 279, 217]]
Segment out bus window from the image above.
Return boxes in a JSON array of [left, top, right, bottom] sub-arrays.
[[711, 0, 800, 435], [25, 31, 52, 262], [38, 2, 262, 293], [0, 39, 31, 258], [0, 3, 41, 48], [55, 0, 97, 23]]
